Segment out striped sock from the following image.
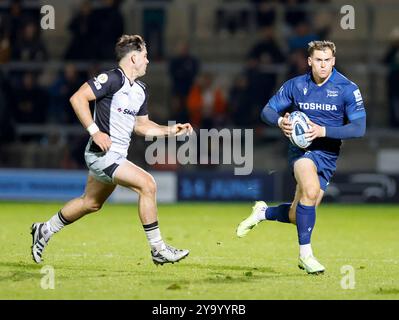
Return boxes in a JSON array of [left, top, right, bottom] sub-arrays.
[[44, 211, 71, 241], [143, 221, 165, 252]]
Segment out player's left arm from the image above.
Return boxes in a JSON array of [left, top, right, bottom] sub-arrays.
[[306, 86, 366, 141], [134, 115, 193, 137]]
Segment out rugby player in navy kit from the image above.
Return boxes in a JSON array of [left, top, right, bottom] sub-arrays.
[[31, 35, 193, 265], [236, 41, 366, 274]]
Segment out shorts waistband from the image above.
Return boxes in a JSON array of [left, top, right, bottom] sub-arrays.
[[87, 140, 128, 157]]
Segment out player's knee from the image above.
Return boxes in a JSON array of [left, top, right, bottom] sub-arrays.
[[301, 186, 319, 204], [139, 176, 157, 197]]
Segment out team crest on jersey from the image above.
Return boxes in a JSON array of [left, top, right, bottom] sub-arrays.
[[327, 90, 339, 97], [97, 73, 108, 84], [303, 87, 308, 95]]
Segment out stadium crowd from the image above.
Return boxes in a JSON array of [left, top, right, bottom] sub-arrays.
[[0, 0, 398, 169]]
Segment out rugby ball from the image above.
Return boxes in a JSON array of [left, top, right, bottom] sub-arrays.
[[288, 111, 312, 149]]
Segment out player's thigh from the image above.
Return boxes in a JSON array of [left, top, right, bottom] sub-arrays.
[[113, 160, 156, 194], [293, 158, 320, 200], [83, 175, 116, 209]]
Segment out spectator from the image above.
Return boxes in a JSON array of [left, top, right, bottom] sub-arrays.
[[313, 0, 333, 39], [215, 5, 250, 37], [0, 13, 11, 63], [287, 21, 319, 51], [187, 73, 227, 129], [7, 0, 35, 45], [245, 26, 285, 124], [0, 71, 15, 146], [91, 0, 124, 60], [283, 0, 309, 31], [382, 27, 399, 128], [12, 72, 48, 125], [12, 21, 47, 61], [64, 1, 96, 60], [287, 48, 308, 78], [250, 0, 277, 29], [48, 63, 85, 124], [142, 7, 166, 60], [228, 73, 251, 127], [248, 26, 285, 65], [168, 41, 200, 123]]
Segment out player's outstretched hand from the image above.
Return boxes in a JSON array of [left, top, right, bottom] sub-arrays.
[[171, 123, 194, 137], [92, 131, 112, 152], [305, 120, 326, 141], [279, 113, 292, 137]]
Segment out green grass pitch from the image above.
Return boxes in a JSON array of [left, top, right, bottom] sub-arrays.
[[0, 201, 398, 300]]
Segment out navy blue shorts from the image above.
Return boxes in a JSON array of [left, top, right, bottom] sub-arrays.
[[288, 147, 338, 191]]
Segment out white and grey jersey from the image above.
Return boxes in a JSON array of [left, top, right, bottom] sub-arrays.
[[87, 67, 148, 157]]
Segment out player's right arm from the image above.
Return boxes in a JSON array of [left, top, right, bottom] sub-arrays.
[[69, 83, 112, 152], [260, 79, 294, 137]]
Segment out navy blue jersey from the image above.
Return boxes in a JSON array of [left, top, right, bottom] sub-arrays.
[[267, 68, 366, 154]]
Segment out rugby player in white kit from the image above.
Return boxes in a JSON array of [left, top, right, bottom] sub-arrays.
[[31, 35, 192, 265]]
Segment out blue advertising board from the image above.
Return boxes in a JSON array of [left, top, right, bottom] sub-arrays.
[[0, 169, 87, 201], [177, 171, 276, 202]]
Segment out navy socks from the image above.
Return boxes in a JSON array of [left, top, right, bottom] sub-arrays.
[[265, 203, 291, 223], [295, 202, 316, 245]]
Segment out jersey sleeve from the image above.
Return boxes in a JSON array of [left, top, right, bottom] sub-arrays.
[[267, 79, 295, 113], [137, 96, 148, 116], [87, 69, 124, 100], [344, 84, 366, 121], [136, 80, 149, 116]]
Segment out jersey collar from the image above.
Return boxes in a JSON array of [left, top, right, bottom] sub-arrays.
[[118, 67, 135, 87]]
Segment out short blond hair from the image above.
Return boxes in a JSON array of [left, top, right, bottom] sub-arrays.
[[308, 40, 336, 56]]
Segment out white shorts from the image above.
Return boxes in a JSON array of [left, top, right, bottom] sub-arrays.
[[84, 142, 127, 184]]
